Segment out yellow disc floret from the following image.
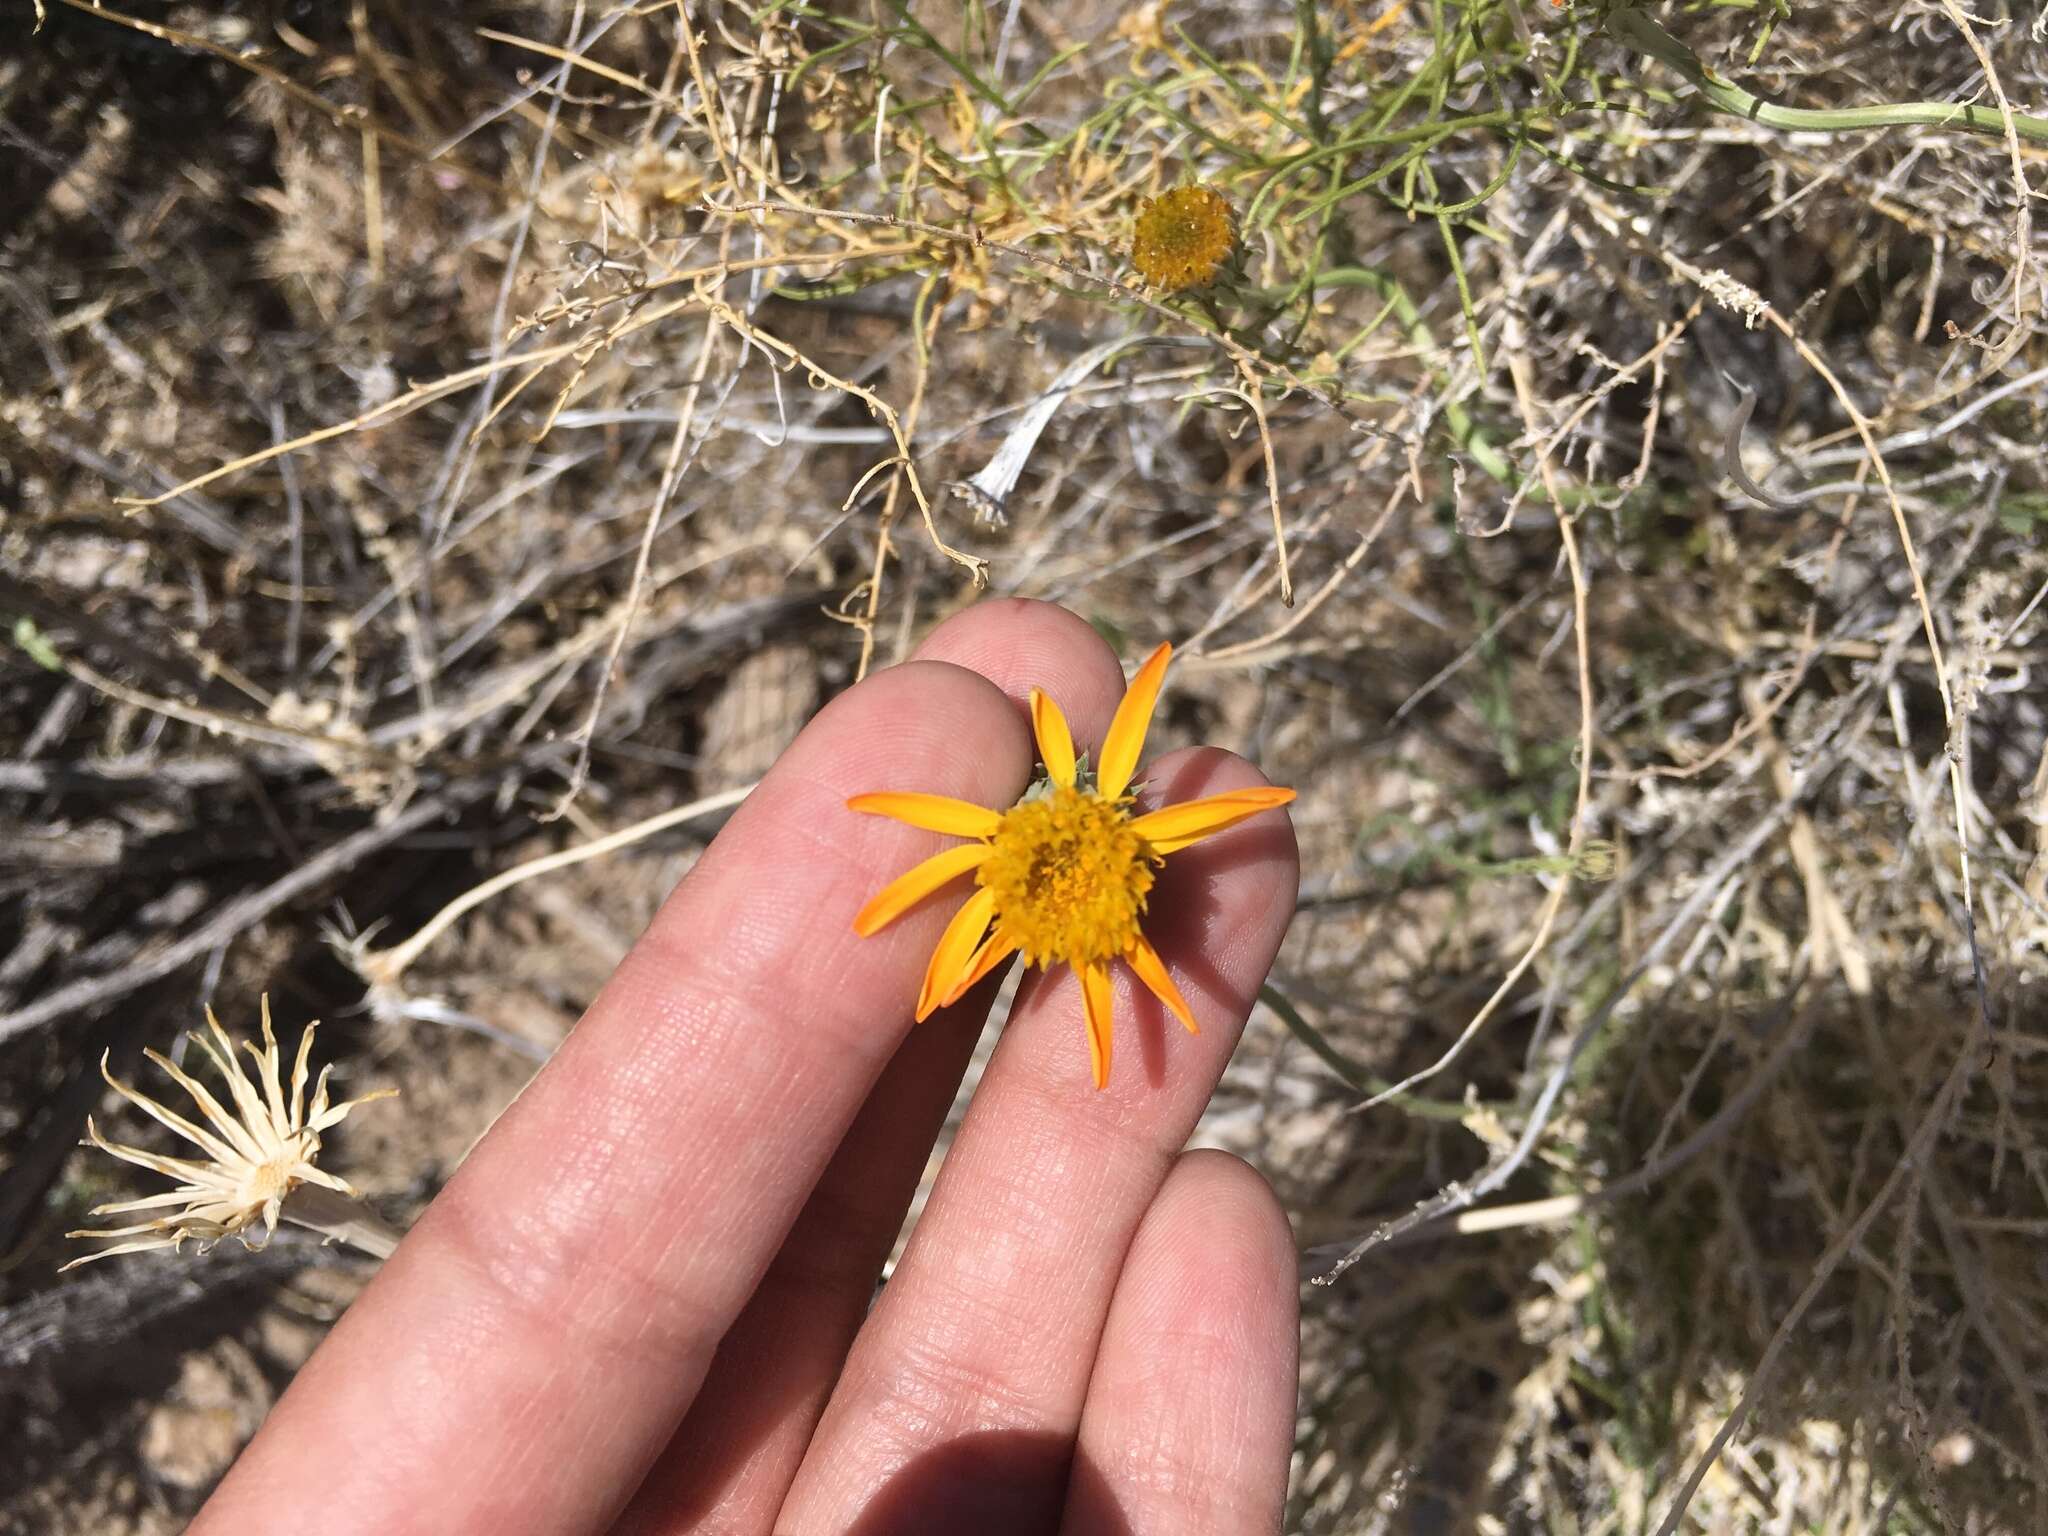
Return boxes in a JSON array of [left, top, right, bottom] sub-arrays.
[[978, 786, 1156, 968], [1132, 185, 1237, 293]]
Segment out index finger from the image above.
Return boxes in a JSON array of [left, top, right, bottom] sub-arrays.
[[194, 657, 1040, 1536]]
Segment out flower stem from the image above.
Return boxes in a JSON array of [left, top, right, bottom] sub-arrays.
[[1607, 7, 2048, 146], [283, 1184, 403, 1260]]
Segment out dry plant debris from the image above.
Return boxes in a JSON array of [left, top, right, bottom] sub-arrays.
[[2, 1, 2047, 1530]]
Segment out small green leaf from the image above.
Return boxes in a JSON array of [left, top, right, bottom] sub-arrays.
[[12, 616, 62, 671]]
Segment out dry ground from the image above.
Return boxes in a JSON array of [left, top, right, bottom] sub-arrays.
[[4, 2, 2048, 1531]]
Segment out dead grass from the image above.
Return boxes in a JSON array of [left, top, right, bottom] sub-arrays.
[[4, 1, 2048, 1530]]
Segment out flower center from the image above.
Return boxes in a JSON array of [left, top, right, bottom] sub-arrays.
[[237, 1152, 301, 1210], [978, 785, 1156, 968]]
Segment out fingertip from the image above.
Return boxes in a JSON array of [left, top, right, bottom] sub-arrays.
[[633, 655, 1032, 1035], [914, 596, 1109, 672], [911, 597, 1131, 745], [1125, 1150, 1298, 1392], [817, 657, 1027, 783], [1065, 1150, 1297, 1535], [1143, 1150, 1296, 1299], [770, 658, 1032, 839]]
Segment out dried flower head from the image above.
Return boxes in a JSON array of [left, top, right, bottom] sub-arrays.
[[849, 643, 1294, 1088], [63, 998, 396, 1270], [1132, 186, 1238, 293]]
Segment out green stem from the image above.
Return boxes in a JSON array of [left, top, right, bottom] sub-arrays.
[[1607, 7, 2048, 145], [1258, 983, 1470, 1121], [1294, 267, 1515, 484]]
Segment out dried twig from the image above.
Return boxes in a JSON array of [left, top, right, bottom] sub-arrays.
[[0, 785, 490, 1044]]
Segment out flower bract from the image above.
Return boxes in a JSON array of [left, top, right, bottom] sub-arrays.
[[849, 642, 1294, 1088]]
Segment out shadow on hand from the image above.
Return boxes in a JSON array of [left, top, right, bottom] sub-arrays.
[[837, 1430, 1131, 1536]]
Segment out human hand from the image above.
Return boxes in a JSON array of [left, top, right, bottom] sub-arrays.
[[191, 599, 1302, 1536]]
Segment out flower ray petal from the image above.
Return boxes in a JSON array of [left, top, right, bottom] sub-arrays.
[[181, 1023, 276, 1159], [847, 791, 1002, 839], [59, 1238, 179, 1271], [69, 1218, 190, 1240], [289, 1021, 317, 1128], [1127, 933, 1199, 1035], [88, 1073, 245, 1171], [1081, 962, 1116, 1090], [1030, 689, 1077, 790], [102, 1053, 247, 1167], [852, 842, 993, 937], [90, 1189, 223, 1215], [1130, 786, 1296, 855], [1098, 642, 1172, 800], [295, 1165, 362, 1197], [308, 1062, 334, 1125], [941, 932, 1020, 1009], [249, 994, 291, 1130], [917, 887, 997, 1021], [307, 1086, 398, 1134], [199, 1009, 280, 1141], [90, 1142, 226, 1184]]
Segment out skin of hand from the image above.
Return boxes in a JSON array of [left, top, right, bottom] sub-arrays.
[[190, 598, 1302, 1536]]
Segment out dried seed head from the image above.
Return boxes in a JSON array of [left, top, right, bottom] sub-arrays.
[[62, 997, 396, 1270]]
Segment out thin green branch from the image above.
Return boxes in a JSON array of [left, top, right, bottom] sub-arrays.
[[1258, 984, 1470, 1121], [1607, 7, 2048, 145]]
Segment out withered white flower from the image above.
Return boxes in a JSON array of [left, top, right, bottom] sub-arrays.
[[63, 998, 398, 1270]]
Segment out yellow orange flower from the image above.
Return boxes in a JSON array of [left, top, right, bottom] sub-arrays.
[[849, 643, 1294, 1088], [1132, 186, 1238, 293]]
